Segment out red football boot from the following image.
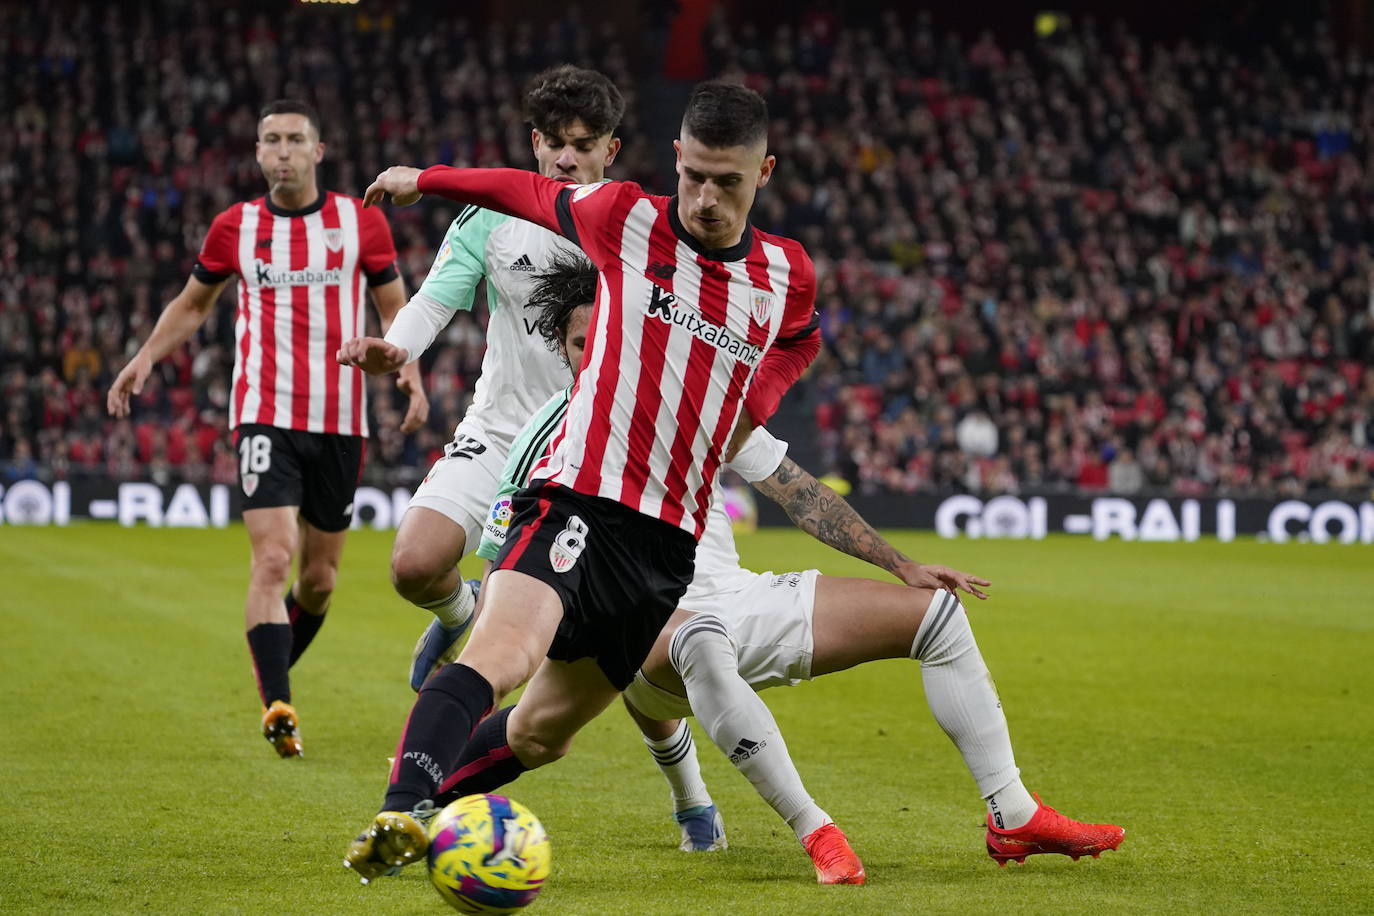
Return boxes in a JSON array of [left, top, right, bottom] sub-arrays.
[[986, 794, 1124, 865], [803, 823, 866, 885]]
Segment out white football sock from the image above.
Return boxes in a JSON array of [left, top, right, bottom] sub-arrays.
[[419, 580, 475, 630], [642, 719, 713, 813], [673, 616, 831, 842], [912, 590, 1039, 830]]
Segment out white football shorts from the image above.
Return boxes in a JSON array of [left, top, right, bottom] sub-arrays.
[[622, 568, 820, 721], [405, 421, 506, 553]]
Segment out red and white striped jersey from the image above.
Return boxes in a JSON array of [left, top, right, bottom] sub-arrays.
[[193, 191, 398, 436], [416, 167, 820, 538]]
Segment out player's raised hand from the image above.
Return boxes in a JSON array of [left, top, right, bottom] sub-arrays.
[[337, 336, 409, 375], [363, 166, 423, 208], [397, 369, 429, 434], [106, 353, 152, 418], [902, 564, 992, 601]]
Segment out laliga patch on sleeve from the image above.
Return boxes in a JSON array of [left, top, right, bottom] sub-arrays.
[[484, 496, 513, 544], [427, 238, 452, 277]]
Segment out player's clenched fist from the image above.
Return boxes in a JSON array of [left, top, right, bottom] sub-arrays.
[[337, 336, 409, 375], [363, 166, 424, 208]]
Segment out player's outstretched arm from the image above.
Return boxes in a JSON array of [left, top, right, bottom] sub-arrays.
[[363, 166, 424, 208], [369, 164, 574, 237], [751, 457, 991, 600], [106, 275, 226, 418]]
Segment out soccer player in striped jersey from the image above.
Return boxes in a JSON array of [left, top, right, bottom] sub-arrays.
[[343, 81, 824, 883], [434, 259, 1125, 884], [336, 67, 626, 689], [107, 100, 426, 758]]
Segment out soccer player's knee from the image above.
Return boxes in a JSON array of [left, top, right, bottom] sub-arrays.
[[507, 722, 571, 769], [250, 542, 294, 586], [911, 593, 975, 664], [671, 616, 737, 686], [299, 560, 337, 602], [389, 541, 440, 600]]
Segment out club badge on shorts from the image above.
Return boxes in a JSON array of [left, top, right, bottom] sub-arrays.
[[550, 515, 588, 573], [242, 473, 259, 497]]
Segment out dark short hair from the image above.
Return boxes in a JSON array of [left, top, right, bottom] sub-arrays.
[[681, 80, 768, 149], [259, 99, 322, 138], [522, 65, 626, 138], [529, 253, 599, 354]]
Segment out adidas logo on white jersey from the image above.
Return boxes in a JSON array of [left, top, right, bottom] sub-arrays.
[[509, 254, 536, 272]]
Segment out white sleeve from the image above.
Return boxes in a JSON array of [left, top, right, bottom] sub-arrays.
[[725, 426, 789, 483], [383, 292, 454, 364]]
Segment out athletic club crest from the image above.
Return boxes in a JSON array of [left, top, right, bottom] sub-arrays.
[[324, 228, 344, 252], [751, 291, 774, 325], [242, 472, 259, 497], [549, 515, 589, 573]]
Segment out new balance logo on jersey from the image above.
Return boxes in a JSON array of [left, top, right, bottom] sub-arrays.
[[256, 237, 273, 250], [729, 737, 766, 764], [647, 261, 676, 279], [644, 285, 763, 366], [509, 254, 536, 272], [252, 259, 343, 287]]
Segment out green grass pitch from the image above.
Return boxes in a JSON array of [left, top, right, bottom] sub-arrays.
[[2, 524, 1371, 914]]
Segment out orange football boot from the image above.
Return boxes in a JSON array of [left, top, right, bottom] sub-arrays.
[[261, 700, 303, 758]]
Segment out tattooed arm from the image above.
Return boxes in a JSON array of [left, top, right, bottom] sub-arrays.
[[751, 457, 991, 599]]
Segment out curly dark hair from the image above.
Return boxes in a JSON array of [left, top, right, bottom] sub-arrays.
[[522, 65, 626, 138], [529, 253, 599, 355], [681, 80, 768, 149]]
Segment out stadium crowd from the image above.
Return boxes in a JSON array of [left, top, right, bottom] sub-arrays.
[[2, 2, 1371, 498]]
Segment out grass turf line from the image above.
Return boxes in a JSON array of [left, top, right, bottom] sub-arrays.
[[1, 525, 1370, 914]]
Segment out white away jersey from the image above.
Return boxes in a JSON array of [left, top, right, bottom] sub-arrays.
[[416, 204, 587, 448], [680, 426, 789, 606]]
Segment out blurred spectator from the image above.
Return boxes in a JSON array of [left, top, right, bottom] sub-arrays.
[[712, 10, 1374, 497], [0, 0, 645, 487], [1108, 449, 1145, 495], [1, 1, 1370, 503]]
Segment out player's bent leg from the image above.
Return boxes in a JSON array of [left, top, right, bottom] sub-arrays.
[[432, 656, 624, 805], [391, 506, 468, 606], [814, 582, 1125, 863], [394, 508, 480, 690], [672, 615, 857, 880], [243, 506, 302, 757], [505, 656, 623, 767], [809, 576, 933, 676], [244, 506, 300, 628], [623, 698, 723, 852], [295, 518, 345, 610], [622, 611, 724, 851], [288, 519, 346, 667], [346, 570, 565, 885], [455, 569, 565, 699]]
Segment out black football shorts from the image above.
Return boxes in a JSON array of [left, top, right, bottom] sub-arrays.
[[493, 480, 696, 690], [235, 423, 365, 532]]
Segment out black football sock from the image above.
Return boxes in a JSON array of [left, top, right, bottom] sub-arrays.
[[435, 706, 529, 806], [285, 586, 327, 667], [383, 663, 494, 813], [246, 622, 292, 706]]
